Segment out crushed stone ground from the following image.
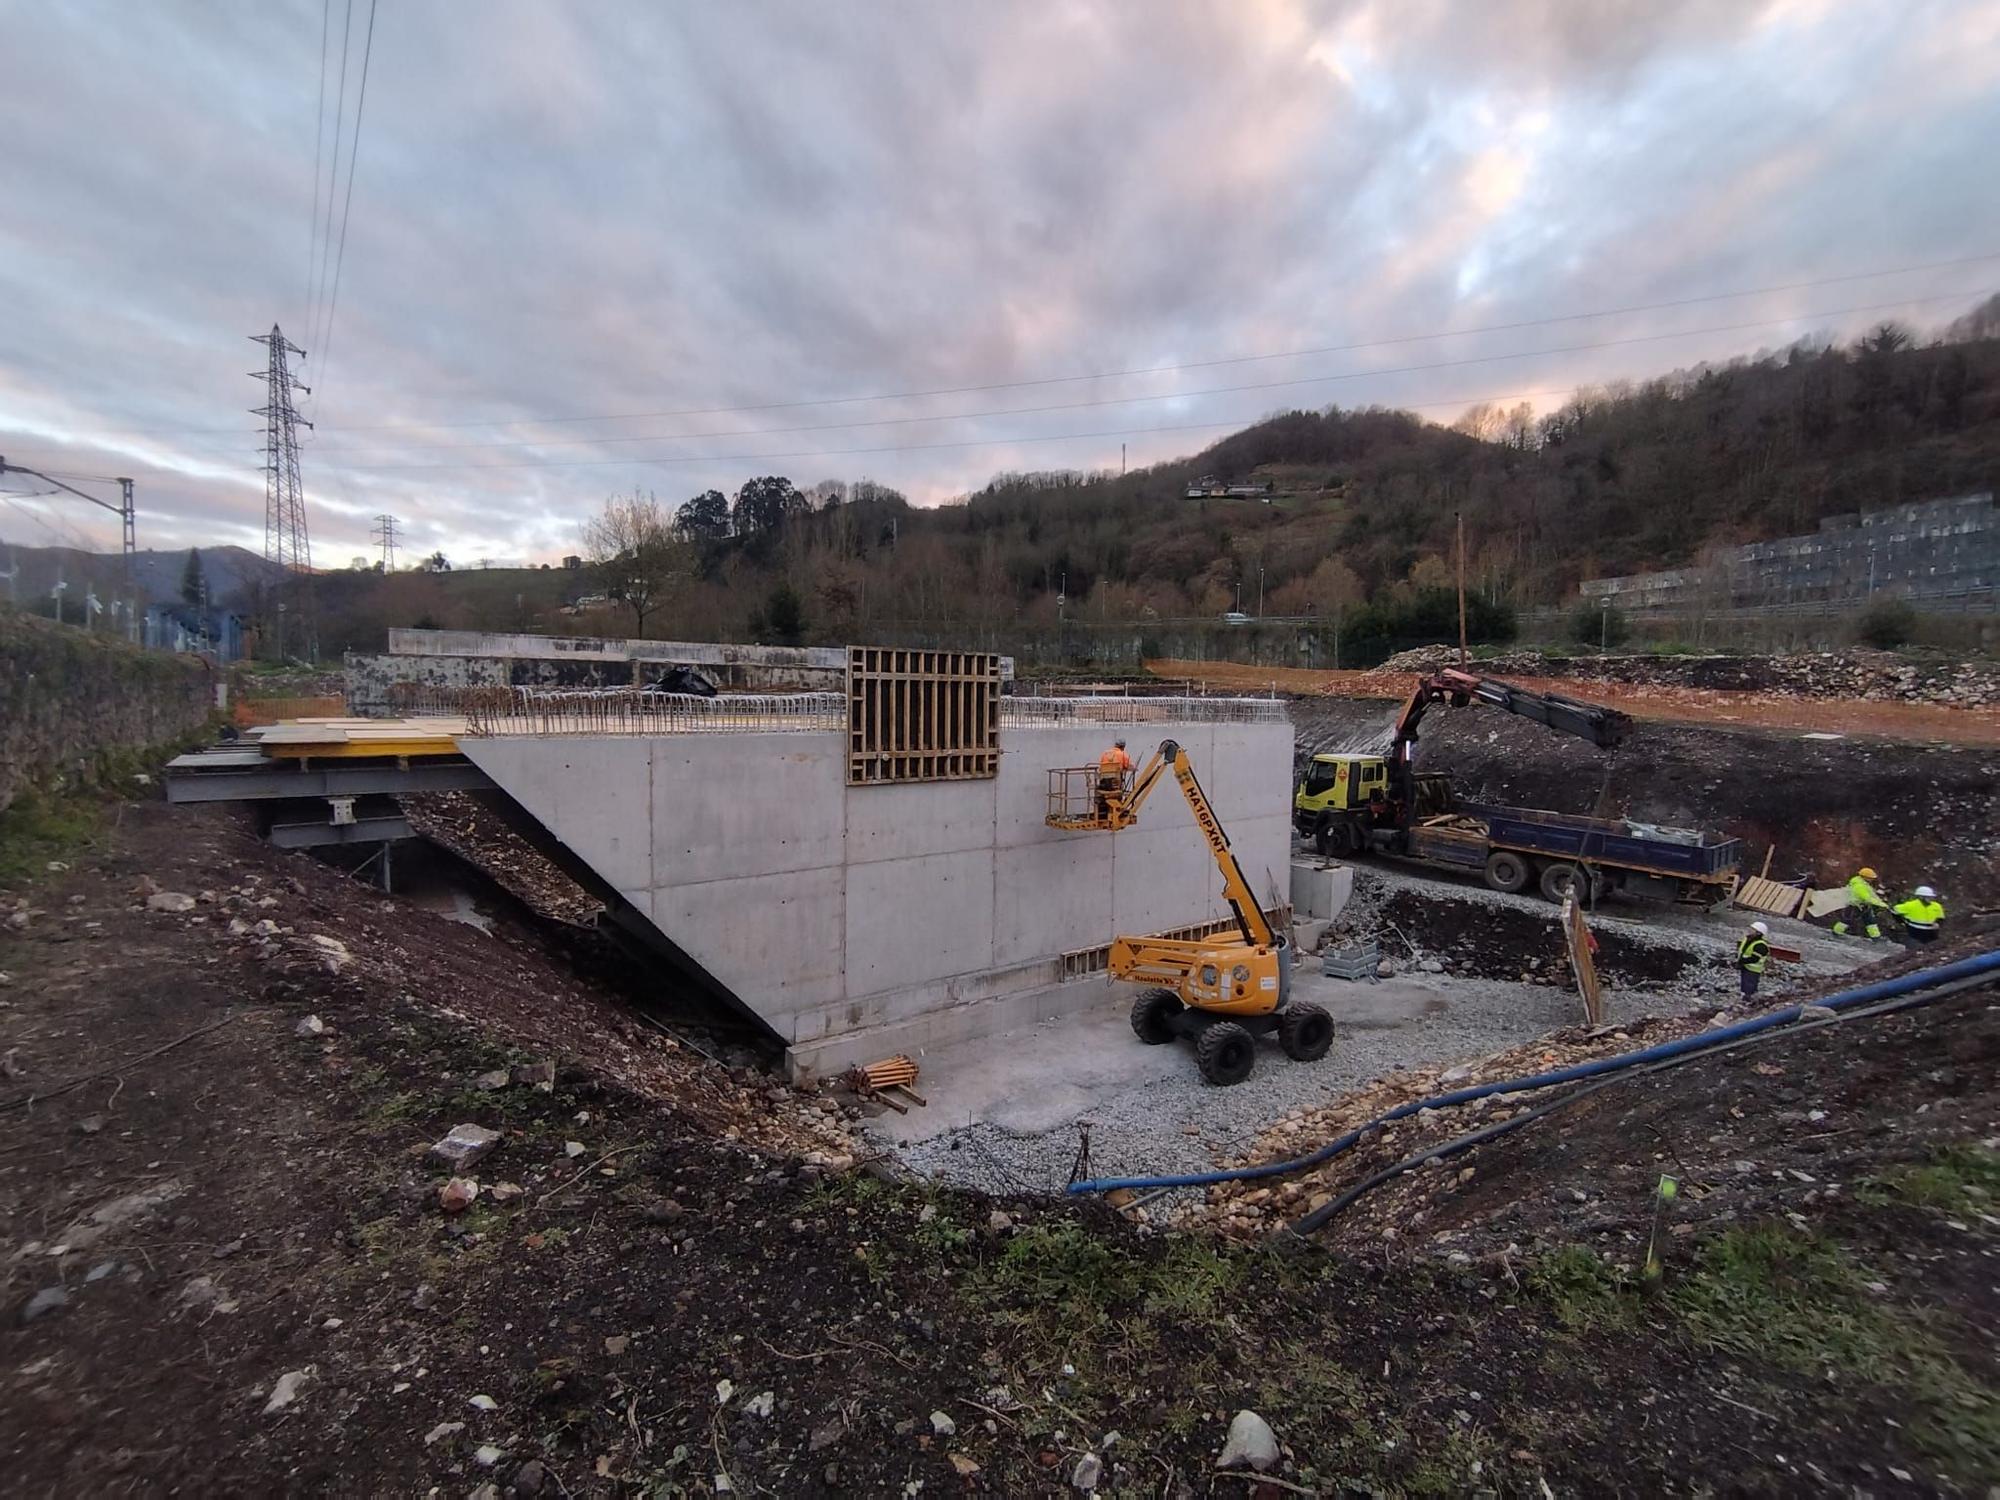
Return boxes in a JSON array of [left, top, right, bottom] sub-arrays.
[[884, 863, 1865, 1201]]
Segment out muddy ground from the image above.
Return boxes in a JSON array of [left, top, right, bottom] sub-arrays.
[[1293, 694, 2000, 910], [2, 792, 1996, 1494]]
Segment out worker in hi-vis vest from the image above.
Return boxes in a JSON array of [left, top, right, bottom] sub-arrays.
[[1095, 738, 1134, 818], [1891, 885, 1944, 946], [1832, 866, 1888, 940], [1737, 920, 1770, 999]]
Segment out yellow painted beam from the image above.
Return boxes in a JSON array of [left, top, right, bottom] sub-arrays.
[[263, 738, 462, 760]]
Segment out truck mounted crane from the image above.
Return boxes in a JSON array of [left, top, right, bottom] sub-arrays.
[[1294, 668, 1742, 905]]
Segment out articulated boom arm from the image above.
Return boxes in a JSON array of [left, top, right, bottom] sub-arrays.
[[1157, 738, 1276, 949], [1116, 743, 1176, 823], [1391, 667, 1632, 766]]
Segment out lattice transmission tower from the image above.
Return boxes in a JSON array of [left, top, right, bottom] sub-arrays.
[[250, 325, 314, 658], [371, 512, 401, 571]]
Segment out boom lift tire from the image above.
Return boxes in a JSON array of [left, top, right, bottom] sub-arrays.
[[1484, 850, 1530, 894], [1129, 988, 1182, 1045], [1277, 1002, 1335, 1062], [1538, 861, 1604, 904], [1195, 1021, 1256, 1086]]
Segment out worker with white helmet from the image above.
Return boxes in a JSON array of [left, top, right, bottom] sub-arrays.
[[1737, 920, 1771, 999], [1892, 884, 1945, 946]]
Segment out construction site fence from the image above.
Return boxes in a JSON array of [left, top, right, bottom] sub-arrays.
[[1000, 695, 1289, 726], [456, 687, 846, 735], [426, 685, 1290, 735]]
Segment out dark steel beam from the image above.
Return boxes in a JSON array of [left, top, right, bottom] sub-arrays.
[[164, 760, 494, 803]]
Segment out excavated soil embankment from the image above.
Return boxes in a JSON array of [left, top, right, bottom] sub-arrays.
[[1292, 695, 2000, 909]]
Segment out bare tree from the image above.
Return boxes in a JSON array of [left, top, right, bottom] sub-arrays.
[[583, 490, 689, 636]]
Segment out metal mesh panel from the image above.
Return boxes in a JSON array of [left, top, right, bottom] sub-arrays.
[[999, 696, 1288, 727], [457, 686, 844, 735]]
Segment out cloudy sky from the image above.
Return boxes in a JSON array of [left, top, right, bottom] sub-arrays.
[[2, 0, 1997, 566]]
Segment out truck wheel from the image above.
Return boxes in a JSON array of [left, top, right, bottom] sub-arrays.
[[1278, 1002, 1334, 1062], [1129, 988, 1181, 1045], [1538, 862, 1604, 904], [1194, 1021, 1256, 1086], [1484, 851, 1529, 894], [1316, 816, 1359, 858]]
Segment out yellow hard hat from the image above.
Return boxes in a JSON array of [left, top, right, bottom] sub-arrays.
[[1859, 867, 1878, 880]]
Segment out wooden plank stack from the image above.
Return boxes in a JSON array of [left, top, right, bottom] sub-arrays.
[[847, 1054, 925, 1112]]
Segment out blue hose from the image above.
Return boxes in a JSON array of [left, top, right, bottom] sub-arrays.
[[1066, 947, 2000, 1196]]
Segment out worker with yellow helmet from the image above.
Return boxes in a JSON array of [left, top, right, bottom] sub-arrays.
[[1832, 866, 1888, 941], [1891, 884, 1944, 946]]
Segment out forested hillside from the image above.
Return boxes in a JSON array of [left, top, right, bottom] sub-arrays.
[[604, 297, 2000, 647]]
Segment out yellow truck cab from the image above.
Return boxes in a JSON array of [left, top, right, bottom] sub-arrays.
[[1294, 753, 1389, 855]]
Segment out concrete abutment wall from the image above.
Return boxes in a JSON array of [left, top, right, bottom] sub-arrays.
[[462, 716, 1292, 1075]]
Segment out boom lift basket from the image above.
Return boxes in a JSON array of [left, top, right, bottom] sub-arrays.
[[1046, 766, 1131, 831]]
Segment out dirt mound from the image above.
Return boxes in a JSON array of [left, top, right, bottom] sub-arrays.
[[402, 791, 605, 927], [1374, 645, 2000, 708], [5, 791, 1996, 1493], [1358, 882, 1717, 990], [0, 801, 852, 1161]]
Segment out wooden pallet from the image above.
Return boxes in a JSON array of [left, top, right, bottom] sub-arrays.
[[1732, 875, 1807, 919]]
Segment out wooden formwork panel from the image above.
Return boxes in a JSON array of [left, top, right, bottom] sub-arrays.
[[846, 647, 1000, 785]]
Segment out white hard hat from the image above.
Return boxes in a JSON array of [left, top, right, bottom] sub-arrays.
[[1751, 920, 1769, 935], [1916, 885, 1936, 899]]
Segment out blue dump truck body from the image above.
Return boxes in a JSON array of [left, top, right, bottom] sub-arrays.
[[1397, 801, 1743, 904], [1469, 804, 1743, 882]]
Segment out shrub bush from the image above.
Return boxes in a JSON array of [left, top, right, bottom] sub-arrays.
[[1855, 596, 1918, 649]]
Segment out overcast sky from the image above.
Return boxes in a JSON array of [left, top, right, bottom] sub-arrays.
[[2, 0, 1997, 565]]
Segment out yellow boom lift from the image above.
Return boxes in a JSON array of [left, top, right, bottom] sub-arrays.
[[1048, 739, 1334, 1085]]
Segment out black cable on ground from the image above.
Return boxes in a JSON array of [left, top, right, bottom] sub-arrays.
[[1281, 972, 1996, 1239]]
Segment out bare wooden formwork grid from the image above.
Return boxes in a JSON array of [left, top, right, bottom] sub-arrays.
[[845, 647, 1000, 785]]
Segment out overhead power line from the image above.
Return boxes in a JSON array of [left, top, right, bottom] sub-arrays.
[[303, 249, 2000, 435], [306, 0, 331, 327], [59, 250, 2000, 444], [314, 0, 378, 405], [227, 383, 1672, 477], [308, 0, 353, 376], [314, 286, 1987, 471]]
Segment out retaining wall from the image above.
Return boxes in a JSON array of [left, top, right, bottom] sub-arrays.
[[0, 609, 212, 814], [461, 716, 1293, 1075], [350, 631, 995, 713]]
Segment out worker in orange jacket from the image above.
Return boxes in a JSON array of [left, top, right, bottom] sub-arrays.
[[1096, 738, 1134, 818]]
